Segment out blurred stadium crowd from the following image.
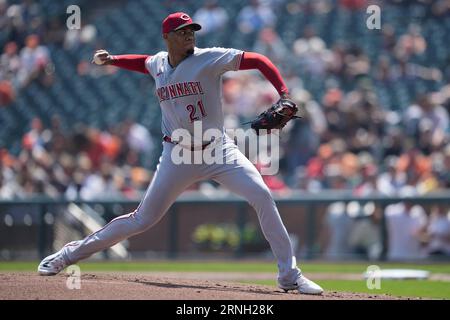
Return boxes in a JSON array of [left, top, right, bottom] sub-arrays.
[[0, 0, 449, 259], [1, 0, 450, 198]]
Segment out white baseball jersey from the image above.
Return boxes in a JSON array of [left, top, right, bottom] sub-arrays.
[[56, 46, 302, 288], [145, 47, 243, 139]]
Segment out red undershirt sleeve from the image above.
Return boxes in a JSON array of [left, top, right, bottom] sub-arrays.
[[110, 54, 150, 74], [238, 51, 289, 95]]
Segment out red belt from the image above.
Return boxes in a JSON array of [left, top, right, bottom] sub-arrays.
[[163, 135, 212, 151]]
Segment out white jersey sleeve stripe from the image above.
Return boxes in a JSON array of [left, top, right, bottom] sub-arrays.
[[234, 51, 244, 71], [145, 55, 153, 76]]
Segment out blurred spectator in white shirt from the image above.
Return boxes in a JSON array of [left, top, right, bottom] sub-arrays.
[[0, 152, 22, 199], [64, 23, 97, 51], [377, 155, 406, 195], [292, 26, 331, 77], [17, 34, 52, 88], [237, 0, 276, 34], [118, 119, 155, 168], [385, 186, 428, 261], [324, 168, 353, 259], [79, 160, 121, 200], [193, 0, 228, 35]]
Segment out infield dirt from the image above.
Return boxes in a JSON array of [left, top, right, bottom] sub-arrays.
[[0, 272, 410, 300]]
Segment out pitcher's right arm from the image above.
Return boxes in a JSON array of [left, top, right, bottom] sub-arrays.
[[92, 49, 150, 74]]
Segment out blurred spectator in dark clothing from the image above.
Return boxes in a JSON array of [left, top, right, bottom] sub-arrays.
[[45, 17, 67, 46], [0, 41, 20, 82], [425, 204, 450, 257], [0, 41, 20, 104], [395, 24, 427, 61], [0, 0, 9, 32], [382, 126, 407, 157], [0, 80, 14, 105], [253, 27, 290, 67], [322, 87, 345, 138], [431, 0, 450, 17], [391, 58, 443, 83], [381, 24, 397, 53]]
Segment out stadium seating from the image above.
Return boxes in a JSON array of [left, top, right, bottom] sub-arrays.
[[1, 1, 449, 154]]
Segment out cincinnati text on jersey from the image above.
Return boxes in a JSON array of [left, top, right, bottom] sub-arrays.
[[156, 81, 204, 102]]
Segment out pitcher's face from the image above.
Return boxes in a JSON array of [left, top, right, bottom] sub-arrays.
[[164, 26, 196, 56]]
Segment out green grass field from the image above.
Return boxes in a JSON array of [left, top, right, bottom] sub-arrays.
[[2, 261, 449, 273], [244, 279, 450, 300], [2, 261, 449, 299]]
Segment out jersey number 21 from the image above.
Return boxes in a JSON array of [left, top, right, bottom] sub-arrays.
[[186, 100, 207, 122]]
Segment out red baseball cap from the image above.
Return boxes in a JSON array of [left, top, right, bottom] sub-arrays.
[[162, 12, 201, 34]]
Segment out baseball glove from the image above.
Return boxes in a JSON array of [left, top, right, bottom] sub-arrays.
[[244, 98, 302, 134]]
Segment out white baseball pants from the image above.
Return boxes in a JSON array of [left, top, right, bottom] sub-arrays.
[[63, 134, 300, 283]]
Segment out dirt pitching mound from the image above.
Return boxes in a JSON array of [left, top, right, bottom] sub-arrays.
[[0, 272, 403, 300]]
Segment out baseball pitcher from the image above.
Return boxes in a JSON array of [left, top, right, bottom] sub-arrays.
[[38, 12, 323, 295]]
